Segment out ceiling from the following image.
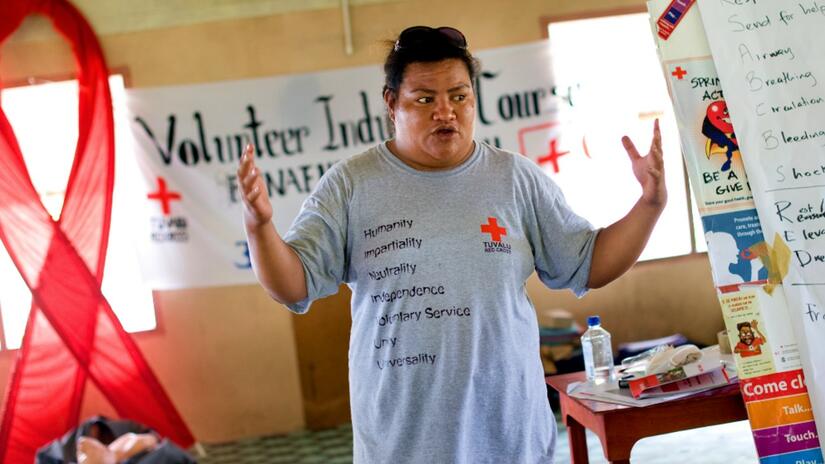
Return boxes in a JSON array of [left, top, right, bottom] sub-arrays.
[[9, 0, 401, 42]]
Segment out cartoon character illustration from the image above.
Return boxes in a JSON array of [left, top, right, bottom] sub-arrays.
[[739, 244, 766, 282], [705, 231, 746, 285], [702, 100, 739, 172], [733, 320, 766, 358]]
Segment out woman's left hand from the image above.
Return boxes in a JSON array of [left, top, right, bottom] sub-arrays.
[[621, 119, 667, 208]]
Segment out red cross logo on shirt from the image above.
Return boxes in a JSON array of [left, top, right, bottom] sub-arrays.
[[147, 177, 181, 216], [480, 217, 507, 242]]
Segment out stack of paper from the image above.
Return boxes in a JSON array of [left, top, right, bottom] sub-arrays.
[[567, 345, 737, 407], [626, 346, 730, 399]]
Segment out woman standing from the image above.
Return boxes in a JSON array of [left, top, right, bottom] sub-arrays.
[[237, 26, 666, 463]]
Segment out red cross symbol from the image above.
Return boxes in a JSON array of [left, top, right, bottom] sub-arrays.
[[537, 138, 569, 173], [147, 177, 182, 216], [671, 66, 688, 80], [480, 217, 507, 242]]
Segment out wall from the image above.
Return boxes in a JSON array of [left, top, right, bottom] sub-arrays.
[[529, 254, 723, 347], [0, 0, 723, 443]]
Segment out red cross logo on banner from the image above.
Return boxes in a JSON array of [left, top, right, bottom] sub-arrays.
[[671, 66, 688, 80], [480, 217, 507, 242], [517, 121, 584, 174], [147, 177, 182, 216], [537, 138, 570, 173], [0, 1, 195, 462]]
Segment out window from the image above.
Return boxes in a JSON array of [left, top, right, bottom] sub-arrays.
[[0, 75, 156, 350], [547, 12, 703, 260]]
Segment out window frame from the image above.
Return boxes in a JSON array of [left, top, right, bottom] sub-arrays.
[[0, 67, 163, 352], [539, 9, 705, 263]]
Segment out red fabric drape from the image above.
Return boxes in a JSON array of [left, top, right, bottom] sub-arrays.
[[0, 1, 195, 462]]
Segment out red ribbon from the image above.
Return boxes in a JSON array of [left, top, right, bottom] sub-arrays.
[[0, 0, 194, 461]]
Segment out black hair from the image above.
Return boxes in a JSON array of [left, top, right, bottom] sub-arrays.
[[382, 28, 480, 100], [736, 322, 752, 331]]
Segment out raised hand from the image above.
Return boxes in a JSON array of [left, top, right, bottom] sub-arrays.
[[236, 143, 308, 304], [237, 143, 273, 229], [621, 119, 667, 208], [587, 120, 669, 288]]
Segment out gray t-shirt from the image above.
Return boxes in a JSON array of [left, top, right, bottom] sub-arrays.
[[284, 141, 598, 464]]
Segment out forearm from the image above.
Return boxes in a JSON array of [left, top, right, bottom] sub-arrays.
[[245, 221, 308, 305], [587, 197, 665, 288]]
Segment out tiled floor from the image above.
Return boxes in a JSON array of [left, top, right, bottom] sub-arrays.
[[198, 424, 354, 464], [196, 418, 759, 463]]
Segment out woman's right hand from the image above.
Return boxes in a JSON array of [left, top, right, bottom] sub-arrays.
[[236, 144, 308, 304], [237, 144, 273, 229]]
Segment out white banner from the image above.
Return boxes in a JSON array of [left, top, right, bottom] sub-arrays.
[[126, 41, 573, 289], [697, 0, 825, 454]]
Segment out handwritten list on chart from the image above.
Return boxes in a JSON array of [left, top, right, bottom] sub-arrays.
[[697, 0, 825, 450], [698, 0, 825, 311]]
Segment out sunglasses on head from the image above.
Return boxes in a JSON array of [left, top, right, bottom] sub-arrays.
[[394, 26, 467, 52]]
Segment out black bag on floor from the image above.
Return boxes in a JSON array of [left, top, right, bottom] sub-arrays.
[[35, 416, 196, 464]]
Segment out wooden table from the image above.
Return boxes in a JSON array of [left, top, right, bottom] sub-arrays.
[[546, 372, 748, 463]]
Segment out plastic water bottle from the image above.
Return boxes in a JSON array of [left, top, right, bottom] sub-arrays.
[[581, 315, 616, 385]]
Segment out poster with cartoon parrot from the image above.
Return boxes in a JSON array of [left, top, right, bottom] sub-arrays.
[[666, 58, 754, 214], [702, 99, 739, 172]]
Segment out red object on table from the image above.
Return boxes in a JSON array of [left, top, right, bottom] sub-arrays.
[[546, 371, 747, 464]]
